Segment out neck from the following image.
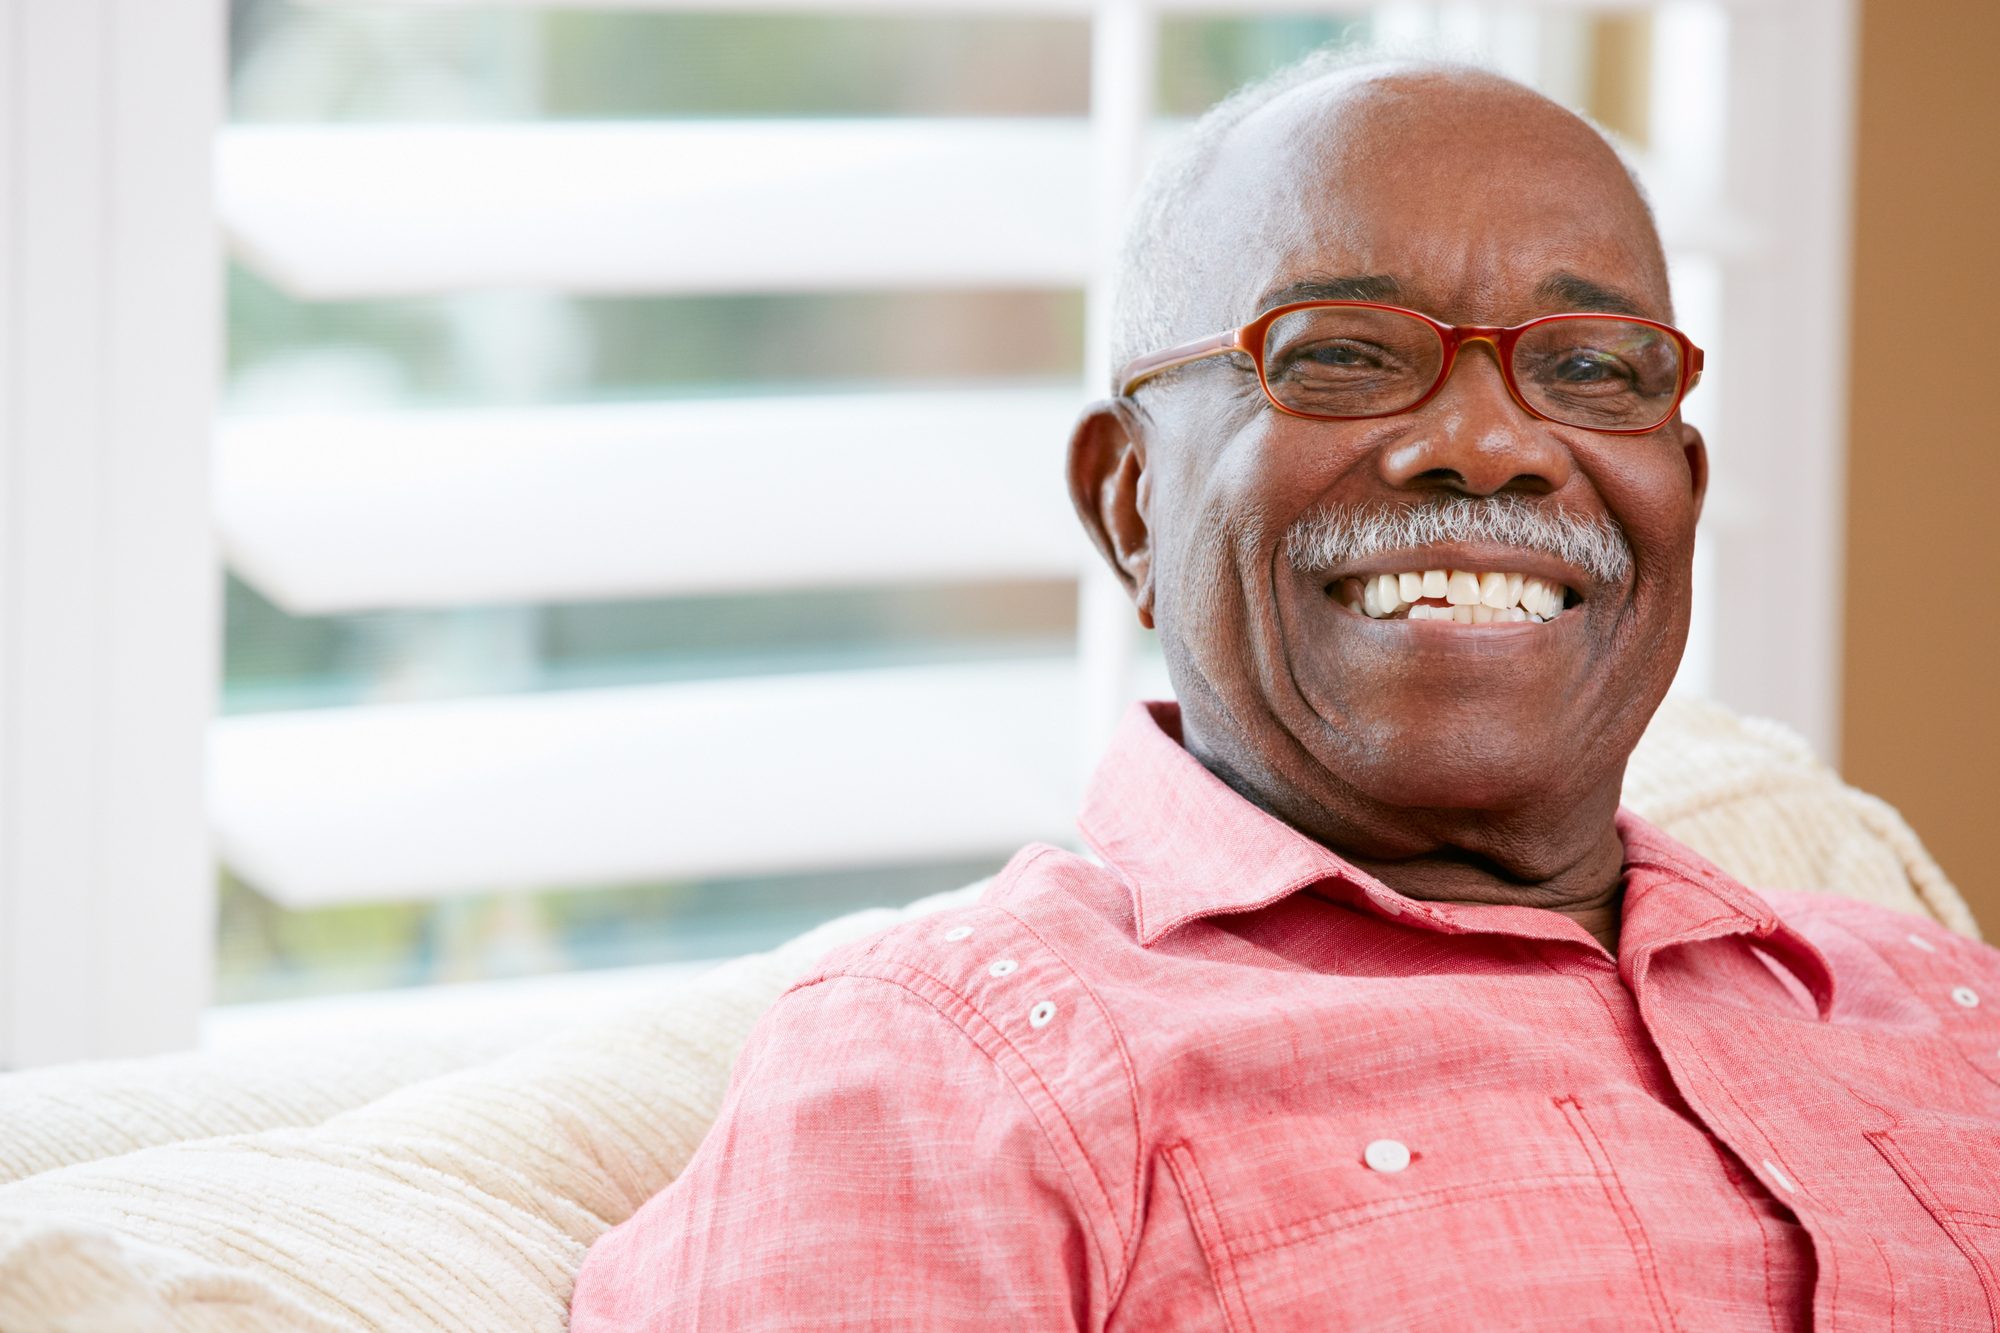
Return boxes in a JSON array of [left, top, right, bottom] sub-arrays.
[[1183, 723, 1631, 956], [1340, 835, 1628, 955]]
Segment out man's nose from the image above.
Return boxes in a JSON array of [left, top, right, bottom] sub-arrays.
[[1374, 342, 1573, 497]]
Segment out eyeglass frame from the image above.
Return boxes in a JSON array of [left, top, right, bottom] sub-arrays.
[[1116, 300, 1706, 436]]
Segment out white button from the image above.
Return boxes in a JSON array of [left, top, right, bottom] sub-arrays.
[[1953, 986, 1980, 1008], [989, 959, 1018, 978], [1908, 933, 1938, 953], [1029, 1001, 1056, 1028], [1762, 1160, 1797, 1194], [943, 926, 973, 942], [1363, 1139, 1410, 1173]]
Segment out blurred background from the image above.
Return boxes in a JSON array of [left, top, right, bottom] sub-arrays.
[[0, 0, 1990, 1064]]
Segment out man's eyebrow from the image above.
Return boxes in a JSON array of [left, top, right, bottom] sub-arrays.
[[1254, 274, 1403, 313], [1534, 272, 1648, 317]]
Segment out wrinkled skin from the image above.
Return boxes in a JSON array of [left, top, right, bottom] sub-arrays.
[[1068, 68, 1707, 953]]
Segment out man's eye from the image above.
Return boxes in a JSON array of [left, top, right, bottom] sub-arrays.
[[1549, 350, 1628, 384], [1313, 346, 1369, 366], [1293, 341, 1388, 371]]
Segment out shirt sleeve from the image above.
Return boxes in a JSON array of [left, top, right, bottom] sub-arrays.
[[568, 971, 1097, 1332]]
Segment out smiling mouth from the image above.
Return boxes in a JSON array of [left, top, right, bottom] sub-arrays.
[[1332, 569, 1575, 624]]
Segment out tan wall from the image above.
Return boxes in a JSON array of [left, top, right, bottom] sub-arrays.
[[1845, 0, 2000, 927]]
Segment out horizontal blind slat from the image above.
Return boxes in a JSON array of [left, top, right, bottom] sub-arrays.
[[218, 387, 1090, 612], [219, 121, 1094, 298], [211, 658, 1181, 905]]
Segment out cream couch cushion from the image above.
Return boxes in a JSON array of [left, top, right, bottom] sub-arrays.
[[0, 699, 1975, 1332], [0, 904, 935, 1333], [1626, 698, 1975, 937], [0, 1033, 529, 1189]]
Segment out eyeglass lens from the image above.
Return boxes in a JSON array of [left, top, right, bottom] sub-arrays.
[[1260, 307, 1685, 431]]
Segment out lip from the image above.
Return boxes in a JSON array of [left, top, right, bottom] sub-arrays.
[[1320, 595, 1591, 656], [1332, 609, 1580, 642]]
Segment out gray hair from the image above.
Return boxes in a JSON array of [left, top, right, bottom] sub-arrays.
[[1284, 495, 1634, 584], [1109, 46, 1650, 394]]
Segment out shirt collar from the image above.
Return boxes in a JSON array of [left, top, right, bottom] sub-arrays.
[[1617, 811, 1836, 1017], [1076, 701, 1835, 1015], [1076, 701, 1412, 944]]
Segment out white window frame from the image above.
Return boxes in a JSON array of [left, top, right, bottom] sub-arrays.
[[0, 0, 222, 1067]]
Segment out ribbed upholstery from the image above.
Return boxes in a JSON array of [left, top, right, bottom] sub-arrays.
[[1624, 697, 1976, 938]]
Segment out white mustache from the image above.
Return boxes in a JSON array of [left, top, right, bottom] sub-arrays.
[[1283, 496, 1633, 585]]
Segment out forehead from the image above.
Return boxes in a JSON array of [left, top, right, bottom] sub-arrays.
[[1191, 69, 1670, 327]]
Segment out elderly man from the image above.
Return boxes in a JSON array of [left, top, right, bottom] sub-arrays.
[[571, 56, 2000, 1331]]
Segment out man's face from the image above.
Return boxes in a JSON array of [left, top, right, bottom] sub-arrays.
[[1080, 71, 1706, 862]]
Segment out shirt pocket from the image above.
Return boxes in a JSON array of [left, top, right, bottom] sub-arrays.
[[1162, 1095, 1673, 1333], [1869, 1122, 2000, 1326]]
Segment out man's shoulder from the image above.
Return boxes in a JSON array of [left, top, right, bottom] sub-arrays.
[[747, 843, 1149, 1186], [1756, 885, 1981, 954], [755, 843, 1147, 1106], [1756, 886, 2000, 1018], [801, 842, 1141, 989]]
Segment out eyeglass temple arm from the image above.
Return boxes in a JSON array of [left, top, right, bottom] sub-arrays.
[[1116, 330, 1245, 397]]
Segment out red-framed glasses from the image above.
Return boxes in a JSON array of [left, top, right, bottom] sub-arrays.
[[1118, 300, 1705, 435]]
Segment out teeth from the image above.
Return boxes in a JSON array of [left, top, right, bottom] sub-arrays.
[[1362, 572, 1405, 618], [1339, 567, 1575, 625], [1359, 572, 1409, 620]]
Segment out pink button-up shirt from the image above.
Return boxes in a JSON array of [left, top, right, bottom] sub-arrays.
[[572, 702, 2000, 1331]]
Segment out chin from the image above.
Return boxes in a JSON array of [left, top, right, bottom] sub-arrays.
[[1272, 589, 1682, 815], [1313, 711, 1586, 811]]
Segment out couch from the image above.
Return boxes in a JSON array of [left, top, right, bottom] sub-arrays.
[[0, 697, 1975, 1332]]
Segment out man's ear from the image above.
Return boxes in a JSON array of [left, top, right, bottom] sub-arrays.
[[1066, 398, 1156, 629], [1680, 420, 1709, 524]]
